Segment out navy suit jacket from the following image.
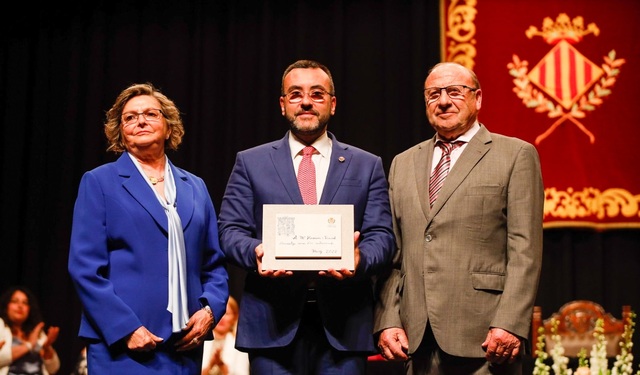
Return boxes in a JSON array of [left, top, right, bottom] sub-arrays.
[[68, 153, 229, 348], [218, 131, 395, 352]]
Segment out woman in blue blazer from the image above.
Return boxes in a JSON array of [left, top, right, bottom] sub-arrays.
[[68, 83, 229, 374]]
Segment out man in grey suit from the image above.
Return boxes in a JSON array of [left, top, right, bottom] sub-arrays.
[[374, 62, 544, 374]]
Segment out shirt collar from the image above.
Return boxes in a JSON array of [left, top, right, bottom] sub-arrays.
[[289, 131, 332, 159], [436, 121, 480, 144]]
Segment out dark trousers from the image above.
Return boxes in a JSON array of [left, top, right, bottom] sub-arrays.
[[407, 323, 522, 375], [248, 302, 367, 375]]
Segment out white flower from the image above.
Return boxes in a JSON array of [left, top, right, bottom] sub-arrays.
[[534, 310, 640, 375], [611, 311, 637, 375], [589, 318, 608, 375]]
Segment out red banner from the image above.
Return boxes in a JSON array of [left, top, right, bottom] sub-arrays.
[[441, 0, 640, 229]]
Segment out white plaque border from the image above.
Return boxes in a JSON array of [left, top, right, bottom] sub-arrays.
[[262, 204, 354, 271]]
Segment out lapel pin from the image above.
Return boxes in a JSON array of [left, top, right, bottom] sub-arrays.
[[338, 156, 345, 163]]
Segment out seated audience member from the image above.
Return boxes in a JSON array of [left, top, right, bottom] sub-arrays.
[[70, 346, 87, 375], [0, 286, 60, 375], [202, 296, 249, 375]]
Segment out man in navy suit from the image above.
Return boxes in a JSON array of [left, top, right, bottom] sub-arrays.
[[218, 60, 395, 374]]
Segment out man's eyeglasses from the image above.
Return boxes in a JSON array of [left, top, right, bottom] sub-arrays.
[[121, 108, 164, 127], [424, 85, 478, 103], [282, 89, 333, 104]]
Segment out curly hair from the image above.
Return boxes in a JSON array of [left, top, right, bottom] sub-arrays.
[[0, 285, 43, 335], [104, 82, 185, 153]]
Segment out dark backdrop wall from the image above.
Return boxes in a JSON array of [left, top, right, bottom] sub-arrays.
[[1, 1, 638, 374]]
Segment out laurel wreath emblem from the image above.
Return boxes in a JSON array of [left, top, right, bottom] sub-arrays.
[[508, 51, 625, 144]]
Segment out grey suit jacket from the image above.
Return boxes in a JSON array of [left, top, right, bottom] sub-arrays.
[[374, 124, 544, 358]]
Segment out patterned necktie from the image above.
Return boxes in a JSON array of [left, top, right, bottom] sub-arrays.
[[298, 146, 317, 205], [429, 141, 464, 207]]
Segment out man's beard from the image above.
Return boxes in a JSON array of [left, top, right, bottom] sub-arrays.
[[287, 113, 329, 139]]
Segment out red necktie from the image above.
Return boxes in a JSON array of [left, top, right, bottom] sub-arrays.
[[298, 146, 317, 205], [429, 141, 463, 207]]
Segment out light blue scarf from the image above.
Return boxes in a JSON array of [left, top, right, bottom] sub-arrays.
[[129, 153, 189, 332]]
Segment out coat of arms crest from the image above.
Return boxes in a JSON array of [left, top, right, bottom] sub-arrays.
[[507, 13, 625, 145]]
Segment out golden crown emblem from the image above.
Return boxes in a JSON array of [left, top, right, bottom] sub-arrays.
[[525, 13, 599, 44]]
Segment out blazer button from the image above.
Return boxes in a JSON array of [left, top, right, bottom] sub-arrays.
[[425, 234, 432, 242]]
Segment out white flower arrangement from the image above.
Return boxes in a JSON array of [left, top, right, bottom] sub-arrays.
[[533, 310, 639, 375]]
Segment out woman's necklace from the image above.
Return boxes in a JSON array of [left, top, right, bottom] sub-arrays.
[[148, 175, 165, 185]]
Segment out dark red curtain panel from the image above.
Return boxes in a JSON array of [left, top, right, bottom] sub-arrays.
[[441, 2, 640, 371], [441, 0, 640, 229]]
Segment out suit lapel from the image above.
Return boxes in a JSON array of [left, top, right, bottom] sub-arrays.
[[270, 131, 354, 204], [320, 133, 349, 204], [173, 163, 195, 230], [430, 126, 492, 214], [117, 154, 169, 233], [415, 139, 436, 219], [270, 133, 304, 204]]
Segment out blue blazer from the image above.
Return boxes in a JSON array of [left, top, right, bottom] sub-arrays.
[[218, 132, 395, 352], [68, 153, 229, 348]]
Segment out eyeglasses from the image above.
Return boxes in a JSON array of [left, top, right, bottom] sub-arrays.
[[424, 85, 478, 103], [282, 89, 333, 104], [121, 108, 164, 126]]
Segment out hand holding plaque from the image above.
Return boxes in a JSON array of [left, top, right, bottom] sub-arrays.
[[262, 204, 354, 271]]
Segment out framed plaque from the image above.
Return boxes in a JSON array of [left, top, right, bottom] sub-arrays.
[[262, 204, 354, 271]]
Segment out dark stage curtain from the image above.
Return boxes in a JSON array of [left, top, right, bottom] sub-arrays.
[[1, 1, 638, 373]]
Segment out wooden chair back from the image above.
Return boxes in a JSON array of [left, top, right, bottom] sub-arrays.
[[531, 300, 632, 357]]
